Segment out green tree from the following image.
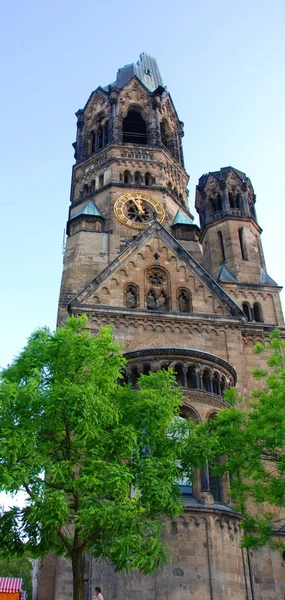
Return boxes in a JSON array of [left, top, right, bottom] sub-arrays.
[[0, 316, 207, 600], [206, 329, 285, 549], [0, 554, 32, 599]]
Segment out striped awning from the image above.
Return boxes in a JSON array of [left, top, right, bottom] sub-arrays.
[[0, 578, 23, 593]]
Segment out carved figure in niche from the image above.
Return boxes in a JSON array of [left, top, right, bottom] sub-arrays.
[[146, 290, 156, 310], [124, 284, 138, 309], [178, 289, 191, 313], [157, 290, 168, 310], [145, 266, 169, 311]]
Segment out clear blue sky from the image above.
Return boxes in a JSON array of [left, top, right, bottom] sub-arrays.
[[0, 0, 285, 368]]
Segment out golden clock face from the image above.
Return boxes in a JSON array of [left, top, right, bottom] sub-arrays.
[[114, 192, 165, 230]]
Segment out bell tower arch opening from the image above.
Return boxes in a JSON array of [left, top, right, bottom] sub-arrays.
[[123, 109, 147, 145]]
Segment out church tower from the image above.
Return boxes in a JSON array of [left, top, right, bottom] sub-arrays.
[[36, 54, 285, 600], [195, 167, 283, 327]]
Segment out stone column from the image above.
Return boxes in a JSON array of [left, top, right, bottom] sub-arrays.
[[75, 109, 86, 162], [182, 366, 187, 388], [201, 464, 210, 492], [109, 88, 118, 143], [153, 95, 161, 146], [241, 181, 251, 216], [219, 180, 230, 212]]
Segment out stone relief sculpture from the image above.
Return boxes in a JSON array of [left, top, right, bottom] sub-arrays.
[[146, 267, 169, 310]]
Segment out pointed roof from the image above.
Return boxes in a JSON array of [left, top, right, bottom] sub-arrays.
[[69, 220, 245, 320], [260, 270, 278, 286], [217, 264, 239, 283], [173, 209, 193, 226], [71, 200, 104, 220], [198, 166, 247, 188]]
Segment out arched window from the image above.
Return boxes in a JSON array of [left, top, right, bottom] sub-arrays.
[[216, 193, 222, 211], [124, 284, 139, 309], [104, 122, 109, 146], [218, 231, 226, 262], [134, 171, 141, 185], [238, 227, 248, 260], [202, 369, 211, 392], [253, 302, 263, 322], [124, 170, 131, 184], [144, 172, 151, 186], [99, 174, 104, 187], [242, 302, 252, 321], [209, 465, 223, 502], [142, 364, 151, 375], [90, 121, 109, 154], [186, 366, 197, 389], [173, 188, 178, 198], [123, 110, 147, 145], [212, 372, 221, 395], [91, 131, 95, 154], [236, 193, 241, 209], [90, 179, 96, 193], [83, 184, 88, 196], [167, 181, 173, 191], [98, 126, 103, 150], [209, 198, 216, 214], [178, 193, 183, 204], [229, 192, 235, 208], [177, 288, 192, 313], [174, 363, 184, 387], [145, 267, 169, 311], [160, 120, 170, 149]]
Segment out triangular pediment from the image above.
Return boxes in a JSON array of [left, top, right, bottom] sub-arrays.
[[84, 88, 110, 127], [69, 222, 245, 319]]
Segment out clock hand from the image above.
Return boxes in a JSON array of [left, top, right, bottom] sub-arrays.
[[131, 198, 145, 214]]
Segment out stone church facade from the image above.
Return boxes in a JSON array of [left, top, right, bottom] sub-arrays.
[[36, 53, 285, 600]]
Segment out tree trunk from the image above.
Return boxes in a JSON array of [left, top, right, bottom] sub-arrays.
[[72, 549, 84, 600]]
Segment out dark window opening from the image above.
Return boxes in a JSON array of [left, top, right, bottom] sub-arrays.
[[238, 227, 248, 260], [216, 193, 222, 211], [202, 369, 211, 392], [143, 364, 151, 375], [218, 231, 226, 262], [229, 192, 235, 208], [253, 302, 263, 322], [98, 127, 103, 149], [123, 110, 147, 145], [242, 302, 252, 321], [174, 363, 184, 387], [99, 174, 104, 187], [209, 466, 223, 502], [124, 170, 131, 184], [186, 366, 196, 389], [91, 131, 95, 153], [134, 171, 141, 185], [212, 373, 220, 395], [144, 172, 151, 186], [209, 198, 216, 214]]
